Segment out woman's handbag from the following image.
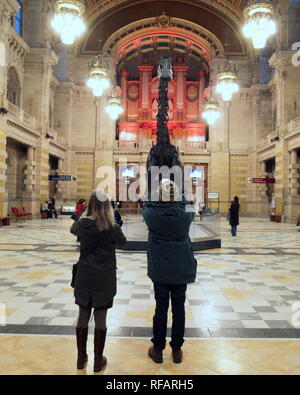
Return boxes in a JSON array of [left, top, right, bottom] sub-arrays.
[[71, 263, 78, 288], [71, 212, 78, 221]]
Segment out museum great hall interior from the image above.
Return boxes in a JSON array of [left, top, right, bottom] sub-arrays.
[[0, 0, 300, 376]]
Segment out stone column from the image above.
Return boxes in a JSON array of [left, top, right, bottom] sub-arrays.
[[24, 146, 36, 192], [22, 49, 58, 207], [22, 146, 39, 216], [56, 158, 64, 199], [0, 130, 8, 217], [0, 0, 20, 108], [23, 0, 51, 49], [289, 150, 300, 197]]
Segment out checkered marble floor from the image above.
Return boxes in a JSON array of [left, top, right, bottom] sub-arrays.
[[0, 216, 300, 338]]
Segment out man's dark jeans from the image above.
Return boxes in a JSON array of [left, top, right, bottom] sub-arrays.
[[152, 282, 187, 350], [231, 225, 237, 237]]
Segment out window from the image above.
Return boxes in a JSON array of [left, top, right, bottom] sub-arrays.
[[15, 1, 23, 36]]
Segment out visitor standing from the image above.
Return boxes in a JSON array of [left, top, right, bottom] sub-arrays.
[[72, 190, 127, 372], [142, 181, 197, 364], [229, 196, 240, 237]]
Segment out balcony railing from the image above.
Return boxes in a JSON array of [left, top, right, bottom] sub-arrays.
[[114, 139, 207, 153], [7, 101, 37, 131], [47, 127, 67, 147]]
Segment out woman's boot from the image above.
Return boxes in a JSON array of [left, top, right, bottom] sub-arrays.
[[94, 328, 107, 372], [76, 327, 88, 369]]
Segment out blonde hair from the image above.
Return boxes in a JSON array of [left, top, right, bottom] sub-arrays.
[[85, 190, 114, 231]]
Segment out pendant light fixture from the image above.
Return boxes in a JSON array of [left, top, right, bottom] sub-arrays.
[[87, 53, 111, 97], [51, 0, 86, 45], [105, 86, 124, 120], [243, 0, 276, 49]]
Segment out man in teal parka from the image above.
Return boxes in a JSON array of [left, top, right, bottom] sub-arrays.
[[142, 181, 197, 364]]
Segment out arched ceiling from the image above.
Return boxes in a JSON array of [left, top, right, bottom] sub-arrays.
[[84, 0, 247, 24], [80, 0, 249, 56]]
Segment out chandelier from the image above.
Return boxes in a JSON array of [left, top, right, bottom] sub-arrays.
[[202, 98, 221, 126], [243, 0, 276, 49], [87, 54, 111, 97], [51, 1, 86, 45], [216, 60, 239, 102], [105, 86, 124, 120]]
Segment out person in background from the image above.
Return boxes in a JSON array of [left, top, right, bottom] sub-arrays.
[[114, 209, 123, 227], [42, 201, 51, 218], [75, 199, 86, 217], [72, 190, 127, 372], [229, 196, 240, 237], [142, 180, 197, 364], [296, 212, 300, 227], [48, 198, 58, 219]]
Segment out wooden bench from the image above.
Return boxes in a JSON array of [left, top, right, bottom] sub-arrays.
[[1, 217, 10, 226]]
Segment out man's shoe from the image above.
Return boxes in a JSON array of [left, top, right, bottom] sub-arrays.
[[148, 346, 163, 363], [172, 348, 183, 363]]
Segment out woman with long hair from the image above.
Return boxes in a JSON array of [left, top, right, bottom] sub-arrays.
[[73, 190, 126, 372]]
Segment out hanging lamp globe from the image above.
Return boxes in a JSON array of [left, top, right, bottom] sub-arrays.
[[216, 60, 239, 102], [51, 0, 86, 45], [105, 86, 124, 120], [202, 98, 221, 126], [242, 0, 276, 49], [87, 54, 111, 97]]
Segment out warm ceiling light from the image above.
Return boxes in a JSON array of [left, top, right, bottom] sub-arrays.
[[87, 54, 111, 97], [51, 0, 86, 45], [216, 60, 239, 102], [243, 0, 276, 49], [202, 98, 221, 126], [105, 86, 124, 120]]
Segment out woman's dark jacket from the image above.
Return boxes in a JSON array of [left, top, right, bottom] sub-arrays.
[[229, 202, 240, 226], [142, 202, 197, 285], [73, 217, 127, 308]]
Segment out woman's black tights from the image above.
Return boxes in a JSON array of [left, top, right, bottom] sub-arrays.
[[77, 306, 107, 330]]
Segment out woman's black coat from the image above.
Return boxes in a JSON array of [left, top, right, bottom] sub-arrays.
[[229, 202, 240, 226], [142, 202, 197, 285], [73, 217, 127, 308]]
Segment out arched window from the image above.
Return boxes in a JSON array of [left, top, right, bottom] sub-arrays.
[[15, 1, 23, 36], [7, 67, 21, 107]]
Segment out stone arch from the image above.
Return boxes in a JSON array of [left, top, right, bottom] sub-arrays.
[[102, 19, 225, 63]]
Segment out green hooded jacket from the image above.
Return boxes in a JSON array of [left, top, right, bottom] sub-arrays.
[[142, 202, 197, 285]]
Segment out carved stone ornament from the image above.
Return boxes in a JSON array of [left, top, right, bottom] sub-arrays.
[[156, 12, 172, 29]]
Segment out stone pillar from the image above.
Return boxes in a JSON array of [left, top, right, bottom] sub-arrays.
[[22, 146, 39, 216], [289, 150, 300, 196], [138, 66, 153, 120], [23, 0, 51, 49], [0, 0, 20, 108], [56, 158, 64, 199], [24, 146, 36, 192], [22, 49, 57, 207], [23, 48, 58, 130], [0, 130, 7, 217]]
